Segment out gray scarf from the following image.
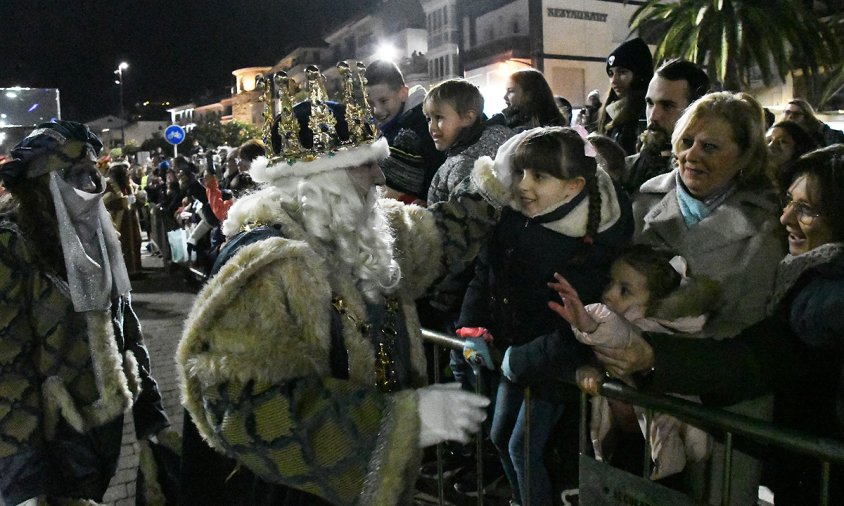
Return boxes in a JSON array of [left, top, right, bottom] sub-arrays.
[[48, 171, 131, 312], [767, 242, 844, 315]]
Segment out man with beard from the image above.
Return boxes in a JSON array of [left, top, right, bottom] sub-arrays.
[[0, 121, 174, 504], [177, 66, 494, 505], [623, 59, 710, 195]]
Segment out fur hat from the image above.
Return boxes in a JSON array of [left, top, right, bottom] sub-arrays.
[[606, 38, 653, 82]]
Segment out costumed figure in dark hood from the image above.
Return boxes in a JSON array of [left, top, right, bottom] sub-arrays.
[[0, 121, 176, 505], [177, 63, 495, 505]]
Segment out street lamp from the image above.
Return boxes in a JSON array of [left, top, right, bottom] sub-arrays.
[[114, 61, 129, 146]]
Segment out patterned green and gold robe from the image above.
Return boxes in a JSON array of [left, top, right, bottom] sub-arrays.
[[178, 186, 497, 505]]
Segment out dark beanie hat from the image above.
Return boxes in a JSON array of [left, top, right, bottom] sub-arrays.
[[606, 38, 654, 83]]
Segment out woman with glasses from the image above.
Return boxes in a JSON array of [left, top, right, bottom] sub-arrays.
[[783, 98, 844, 147], [591, 144, 844, 504], [622, 92, 785, 504]]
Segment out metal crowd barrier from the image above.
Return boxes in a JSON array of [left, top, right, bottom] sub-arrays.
[[420, 328, 844, 506]]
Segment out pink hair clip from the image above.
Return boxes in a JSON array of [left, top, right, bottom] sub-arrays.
[[572, 124, 597, 159]]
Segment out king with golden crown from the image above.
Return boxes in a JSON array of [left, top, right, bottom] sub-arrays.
[[177, 61, 498, 505]]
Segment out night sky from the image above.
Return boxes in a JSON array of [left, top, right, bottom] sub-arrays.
[[0, 0, 377, 122]]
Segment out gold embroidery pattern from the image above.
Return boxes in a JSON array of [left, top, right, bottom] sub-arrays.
[[332, 295, 401, 393]]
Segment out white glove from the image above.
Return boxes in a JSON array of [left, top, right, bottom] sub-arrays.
[[417, 383, 489, 448]]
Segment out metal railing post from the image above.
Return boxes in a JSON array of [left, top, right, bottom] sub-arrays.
[[721, 432, 733, 506], [820, 461, 830, 506], [643, 408, 652, 479], [432, 345, 445, 506], [524, 386, 531, 506], [579, 391, 588, 456], [475, 365, 484, 506]]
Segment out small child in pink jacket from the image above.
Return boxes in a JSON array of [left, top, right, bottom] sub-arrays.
[[549, 244, 721, 479]]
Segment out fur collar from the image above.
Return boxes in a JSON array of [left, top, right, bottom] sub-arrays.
[[471, 158, 622, 236]]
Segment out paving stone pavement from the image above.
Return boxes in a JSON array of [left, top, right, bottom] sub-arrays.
[[103, 245, 198, 505]]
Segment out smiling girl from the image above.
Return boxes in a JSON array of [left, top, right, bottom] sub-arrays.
[[457, 126, 633, 505]]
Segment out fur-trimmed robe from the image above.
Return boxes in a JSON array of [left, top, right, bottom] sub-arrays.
[[177, 183, 497, 505], [0, 221, 168, 505]]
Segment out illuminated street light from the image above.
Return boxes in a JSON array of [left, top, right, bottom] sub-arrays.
[[114, 61, 129, 146], [375, 43, 398, 62]]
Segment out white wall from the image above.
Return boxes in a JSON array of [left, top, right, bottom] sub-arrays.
[[542, 0, 644, 106], [473, 0, 529, 47]]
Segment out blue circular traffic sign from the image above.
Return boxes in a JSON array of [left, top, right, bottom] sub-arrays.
[[164, 124, 186, 145]]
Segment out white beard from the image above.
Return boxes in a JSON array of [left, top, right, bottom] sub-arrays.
[[224, 170, 401, 303]]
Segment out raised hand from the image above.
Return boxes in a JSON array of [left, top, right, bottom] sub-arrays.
[[547, 272, 599, 333]]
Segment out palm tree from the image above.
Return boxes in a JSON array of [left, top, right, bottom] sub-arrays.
[[629, 0, 840, 92]]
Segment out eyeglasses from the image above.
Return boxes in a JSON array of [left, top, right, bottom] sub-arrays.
[[781, 194, 821, 225]]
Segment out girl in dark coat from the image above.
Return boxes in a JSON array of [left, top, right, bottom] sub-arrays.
[[458, 127, 633, 505]]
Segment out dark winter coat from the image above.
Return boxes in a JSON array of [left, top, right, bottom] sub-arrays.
[[378, 86, 445, 199], [458, 163, 634, 400]]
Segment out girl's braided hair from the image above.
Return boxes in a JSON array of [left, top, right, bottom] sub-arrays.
[[511, 127, 602, 242]]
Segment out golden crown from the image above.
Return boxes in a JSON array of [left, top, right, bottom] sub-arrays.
[[250, 61, 388, 183]]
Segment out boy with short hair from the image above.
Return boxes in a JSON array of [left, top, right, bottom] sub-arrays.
[[365, 60, 444, 203], [424, 79, 513, 205]]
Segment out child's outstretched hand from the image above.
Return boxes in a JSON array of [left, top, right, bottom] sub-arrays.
[[576, 365, 605, 396], [547, 272, 599, 333]]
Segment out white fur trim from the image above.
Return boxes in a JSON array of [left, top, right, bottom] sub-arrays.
[[471, 156, 510, 209], [250, 137, 390, 184], [539, 168, 622, 236], [124, 350, 142, 401], [41, 310, 133, 438]]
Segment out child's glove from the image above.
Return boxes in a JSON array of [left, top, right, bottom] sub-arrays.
[[456, 327, 495, 370], [455, 327, 493, 342], [463, 337, 494, 370]]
